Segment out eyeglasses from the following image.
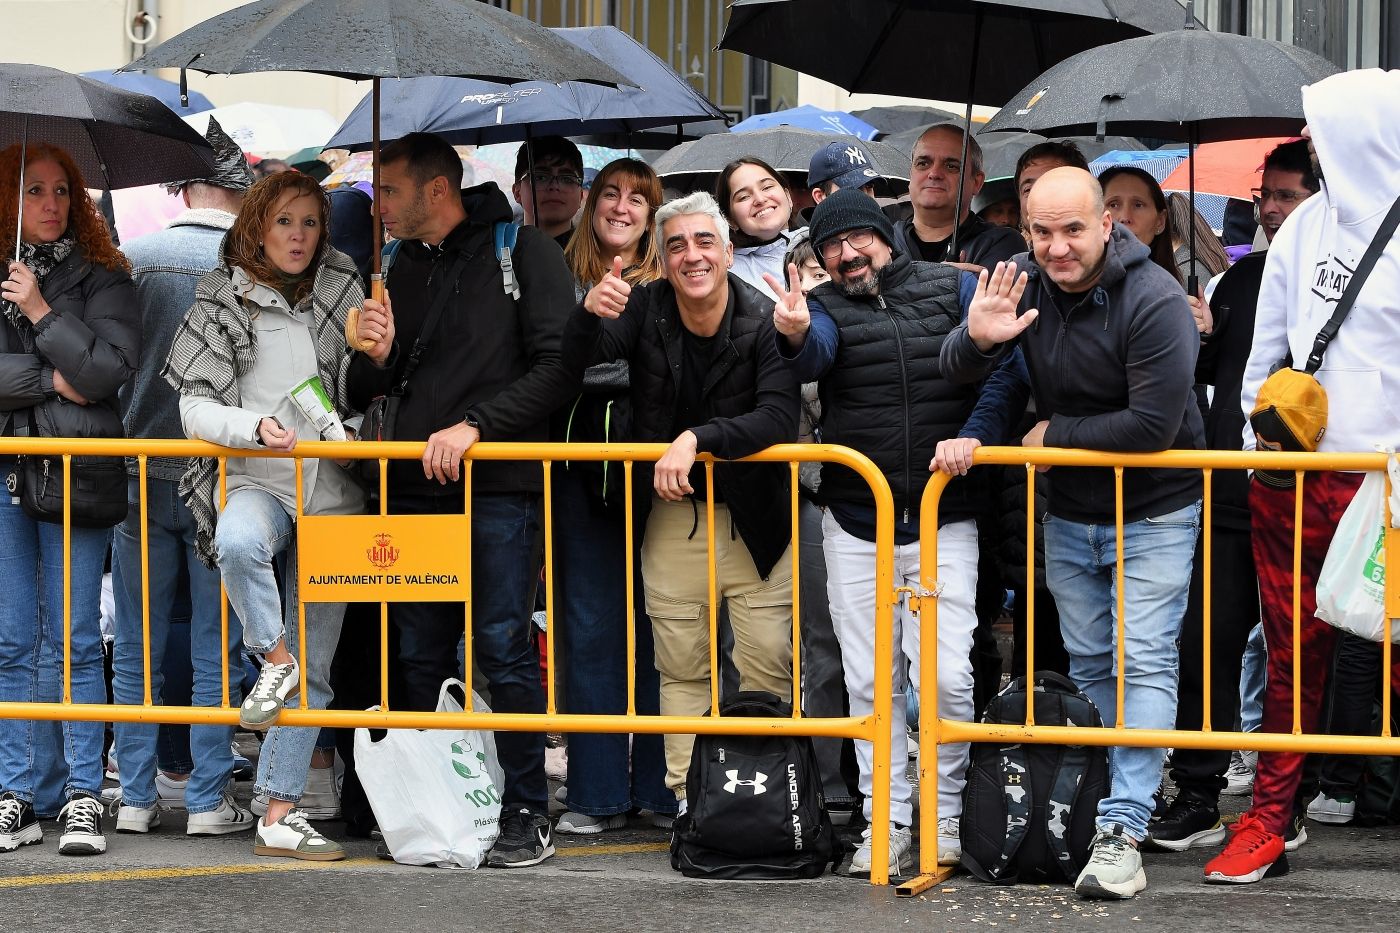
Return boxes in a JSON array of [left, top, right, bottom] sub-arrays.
[[818, 228, 876, 261], [520, 171, 583, 190], [1250, 187, 1309, 206]]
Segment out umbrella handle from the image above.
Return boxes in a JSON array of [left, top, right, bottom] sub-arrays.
[[371, 276, 385, 306]]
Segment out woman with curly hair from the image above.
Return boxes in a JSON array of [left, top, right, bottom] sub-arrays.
[[0, 142, 139, 857], [163, 171, 365, 860], [553, 159, 672, 835]]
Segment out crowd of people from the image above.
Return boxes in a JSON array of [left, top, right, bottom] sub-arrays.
[[0, 64, 1397, 902]]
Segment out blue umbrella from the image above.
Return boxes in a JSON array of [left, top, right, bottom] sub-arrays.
[[324, 25, 724, 150], [730, 105, 878, 140], [80, 69, 214, 113]]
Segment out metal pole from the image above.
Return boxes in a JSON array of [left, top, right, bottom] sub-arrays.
[[1188, 122, 1199, 299], [14, 118, 27, 263], [371, 78, 384, 304], [949, 12, 982, 261]]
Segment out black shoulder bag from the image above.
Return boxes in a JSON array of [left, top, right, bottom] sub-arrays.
[[16, 406, 126, 529], [359, 252, 470, 487]]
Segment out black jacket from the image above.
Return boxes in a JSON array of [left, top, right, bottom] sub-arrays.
[[893, 211, 1025, 269], [0, 251, 139, 443], [806, 252, 983, 525], [561, 274, 800, 579], [941, 224, 1204, 524], [347, 183, 578, 497], [1198, 250, 1266, 530]]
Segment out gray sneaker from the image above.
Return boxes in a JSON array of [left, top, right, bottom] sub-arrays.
[[240, 660, 299, 731], [1075, 825, 1146, 899]]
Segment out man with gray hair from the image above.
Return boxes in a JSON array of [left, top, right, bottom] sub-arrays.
[[562, 191, 801, 809], [110, 117, 259, 837]]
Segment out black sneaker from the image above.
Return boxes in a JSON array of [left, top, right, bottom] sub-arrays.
[[0, 791, 42, 851], [1284, 813, 1308, 852], [1145, 795, 1227, 852], [486, 808, 555, 868], [58, 793, 106, 855]]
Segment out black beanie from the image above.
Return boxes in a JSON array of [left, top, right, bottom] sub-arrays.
[[808, 187, 897, 255]]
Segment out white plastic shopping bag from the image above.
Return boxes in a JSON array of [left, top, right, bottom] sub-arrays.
[[1316, 462, 1398, 644], [354, 679, 505, 868]]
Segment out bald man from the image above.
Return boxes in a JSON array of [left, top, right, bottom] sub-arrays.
[[940, 167, 1204, 900]]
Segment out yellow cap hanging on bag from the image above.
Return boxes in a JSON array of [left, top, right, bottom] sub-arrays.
[[1250, 367, 1328, 453]]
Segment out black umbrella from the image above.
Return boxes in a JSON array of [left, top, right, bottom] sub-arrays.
[[721, 0, 1196, 256], [126, 0, 629, 299], [325, 26, 724, 150], [981, 17, 1340, 291], [2, 63, 217, 260], [851, 105, 965, 138], [651, 127, 912, 197]]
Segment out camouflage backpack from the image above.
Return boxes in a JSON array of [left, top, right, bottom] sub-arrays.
[[960, 672, 1109, 884]]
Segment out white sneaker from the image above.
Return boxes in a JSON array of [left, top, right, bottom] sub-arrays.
[[1306, 791, 1356, 825], [848, 823, 913, 877], [545, 744, 568, 782], [937, 816, 961, 865], [253, 810, 345, 861], [1223, 751, 1257, 796], [299, 765, 342, 820], [555, 811, 627, 835], [155, 772, 188, 811], [115, 802, 160, 834], [1074, 825, 1146, 899], [240, 660, 300, 731], [58, 795, 106, 855], [187, 795, 257, 836]]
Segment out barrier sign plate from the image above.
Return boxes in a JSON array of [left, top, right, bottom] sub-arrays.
[[298, 514, 470, 602]]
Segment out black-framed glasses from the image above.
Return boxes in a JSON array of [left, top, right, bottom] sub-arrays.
[[818, 227, 876, 260], [1250, 187, 1309, 206], [520, 171, 583, 190]]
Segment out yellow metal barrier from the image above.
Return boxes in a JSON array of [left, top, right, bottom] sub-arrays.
[[900, 446, 1398, 896], [0, 437, 901, 886]]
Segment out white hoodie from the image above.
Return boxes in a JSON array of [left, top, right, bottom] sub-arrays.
[[1241, 68, 1400, 453]]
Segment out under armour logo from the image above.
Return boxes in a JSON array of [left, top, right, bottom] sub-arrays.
[[723, 769, 768, 794], [844, 146, 868, 166]]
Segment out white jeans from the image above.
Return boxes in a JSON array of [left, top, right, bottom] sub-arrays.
[[823, 511, 978, 826]]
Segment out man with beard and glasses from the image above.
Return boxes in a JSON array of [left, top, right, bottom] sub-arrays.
[[942, 167, 1203, 899], [771, 188, 1029, 877]]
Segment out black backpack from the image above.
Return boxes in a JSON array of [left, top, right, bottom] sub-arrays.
[[670, 691, 844, 879], [960, 672, 1109, 885]]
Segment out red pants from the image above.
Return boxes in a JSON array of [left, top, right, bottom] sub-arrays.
[[1248, 471, 1400, 834]]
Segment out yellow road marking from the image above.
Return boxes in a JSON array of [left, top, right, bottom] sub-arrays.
[[0, 842, 670, 888]]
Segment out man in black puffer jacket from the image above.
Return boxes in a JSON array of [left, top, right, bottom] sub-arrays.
[[770, 188, 1029, 877], [562, 191, 800, 813]]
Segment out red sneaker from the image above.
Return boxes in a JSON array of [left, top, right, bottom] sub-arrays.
[[1203, 813, 1289, 884]]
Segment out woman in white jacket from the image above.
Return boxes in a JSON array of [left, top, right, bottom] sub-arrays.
[[163, 171, 365, 861]]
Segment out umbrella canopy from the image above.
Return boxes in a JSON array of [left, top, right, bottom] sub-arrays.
[[80, 69, 214, 113], [980, 28, 1341, 142], [1160, 136, 1293, 201], [651, 127, 911, 196], [852, 105, 966, 137], [0, 63, 217, 190], [720, 0, 1198, 105], [324, 26, 723, 151], [126, 0, 628, 87], [184, 103, 340, 156], [730, 105, 878, 140]]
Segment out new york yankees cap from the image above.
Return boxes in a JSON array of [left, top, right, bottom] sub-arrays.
[[807, 141, 883, 191]]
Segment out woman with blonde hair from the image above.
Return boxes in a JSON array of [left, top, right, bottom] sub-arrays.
[[0, 142, 139, 857], [163, 170, 365, 860], [553, 158, 673, 834]]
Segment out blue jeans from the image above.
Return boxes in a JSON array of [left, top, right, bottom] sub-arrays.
[[111, 478, 242, 814], [1044, 501, 1200, 842], [1239, 621, 1266, 733], [215, 487, 346, 803], [392, 491, 547, 815], [553, 465, 670, 816], [0, 491, 109, 802]]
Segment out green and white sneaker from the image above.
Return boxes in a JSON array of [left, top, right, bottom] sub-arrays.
[[240, 660, 299, 731], [1075, 824, 1146, 899], [253, 809, 344, 861]]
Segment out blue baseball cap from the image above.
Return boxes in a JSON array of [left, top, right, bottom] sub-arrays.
[[807, 141, 883, 191]]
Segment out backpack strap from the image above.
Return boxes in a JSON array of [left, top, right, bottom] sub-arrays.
[[495, 221, 521, 301], [1302, 194, 1400, 374], [1044, 744, 1088, 882], [990, 743, 1033, 881], [380, 238, 404, 280]]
